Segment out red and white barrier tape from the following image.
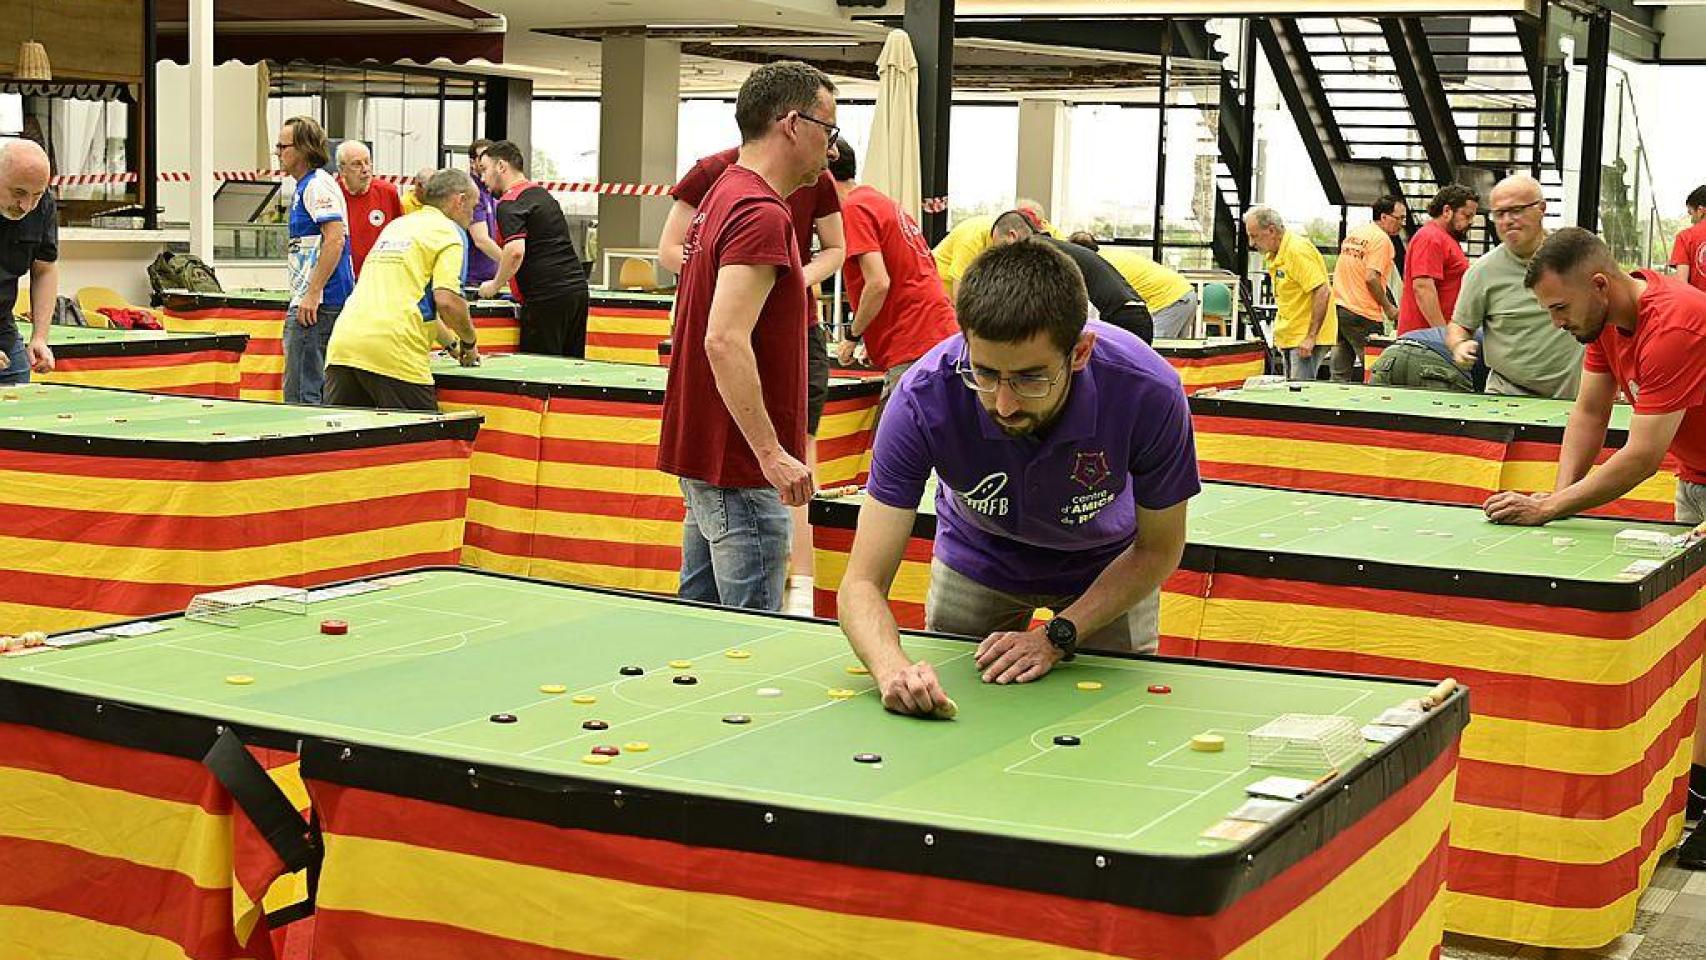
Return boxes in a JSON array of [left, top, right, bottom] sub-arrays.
[[51, 170, 675, 196]]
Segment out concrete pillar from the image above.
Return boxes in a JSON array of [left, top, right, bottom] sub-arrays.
[[597, 37, 681, 277], [1015, 99, 1068, 222], [323, 93, 367, 143], [483, 77, 533, 168], [188, 0, 213, 260]]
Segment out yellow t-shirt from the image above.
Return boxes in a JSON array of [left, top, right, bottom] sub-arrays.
[[1267, 229, 1336, 348], [1096, 247, 1192, 312], [326, 206, 466, 385], [400, 191, 423, 216], [932, 214, 995, 290]]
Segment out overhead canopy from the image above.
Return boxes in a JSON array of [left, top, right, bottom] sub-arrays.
[[155, 0, 505, 66]]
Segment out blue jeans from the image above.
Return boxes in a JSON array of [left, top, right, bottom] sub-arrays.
[[0, 326, 29, 385], [1285, 345, 1331, 382], [282, 303, 341, 404], [678, 477, 792, 612]]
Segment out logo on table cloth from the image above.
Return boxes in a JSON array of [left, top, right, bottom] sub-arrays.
[[1071, 450, 1110, 490], [956, 472, 1010, 517]]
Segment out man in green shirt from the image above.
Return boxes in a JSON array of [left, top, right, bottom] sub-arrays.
[[1446, 175, 1583, 398]]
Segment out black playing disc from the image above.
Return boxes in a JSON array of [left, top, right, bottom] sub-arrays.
[[853, 752, 882, 764], [619, 665, 644, 676], [489, 713, 518, 724], [673, 675, 698, 685], [1052, 735, 1081, 747], [722, 714, 751, 725], [582, 720, 609, 731]]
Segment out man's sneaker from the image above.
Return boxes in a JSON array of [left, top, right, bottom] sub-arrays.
[[1677, 825, 1706, 871]]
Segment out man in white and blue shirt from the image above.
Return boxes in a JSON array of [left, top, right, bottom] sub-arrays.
[[277, 116, 355, 404]]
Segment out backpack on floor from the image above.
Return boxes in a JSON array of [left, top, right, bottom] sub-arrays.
[[147, 250, 223, 303], [51, 295, 88, 327]]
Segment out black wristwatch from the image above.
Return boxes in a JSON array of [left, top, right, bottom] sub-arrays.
[[1044, 616, 1078, 661]]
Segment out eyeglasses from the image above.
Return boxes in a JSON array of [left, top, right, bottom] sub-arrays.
[[791, 111, 840, 145], [955, 356, 1068, 399], [274, 142, 295, 152], [1490, 200, 1543, 221]]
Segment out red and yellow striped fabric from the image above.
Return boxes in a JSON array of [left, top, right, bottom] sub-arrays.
[[1155, 340, 1267, 394], [304, 744, 1457, 960], [586, 301, 672, 365], [444, 380, 877, 594], [1193, 416, 1678, 521], [810, 517, 1706, 948], [0, 441, 475, 634], [0, 725, 287, 960], [160, 293, 520, 402], [42, 347, 244, 398]]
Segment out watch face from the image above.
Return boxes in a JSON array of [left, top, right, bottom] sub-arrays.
[[1047, 618, 1073, 646]]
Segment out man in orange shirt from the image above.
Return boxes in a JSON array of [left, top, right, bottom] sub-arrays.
[[1330, 195, 1404, 381], [1669, 186, 1706, 293]]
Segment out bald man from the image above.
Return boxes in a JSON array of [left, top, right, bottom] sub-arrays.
[[336, 140, 404, 276], [1446, 174, 1582, 398], [0, 138, 57, 384]]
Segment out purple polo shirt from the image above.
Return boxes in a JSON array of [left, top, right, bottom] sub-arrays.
[[866, 320, 1200, 596]]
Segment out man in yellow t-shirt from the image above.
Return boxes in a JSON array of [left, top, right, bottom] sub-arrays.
[[1330, 196, 1405, 381], [325, 169, 483, 410], [1246, 206, 1335, 381], [932, 200, 1054, 298], [1067, 232, 1198, 338]]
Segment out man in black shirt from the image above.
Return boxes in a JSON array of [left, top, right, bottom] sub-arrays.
[[476, 140, 591, 357], [0, 138, 57, 383], [991, 210, 1153, 342]]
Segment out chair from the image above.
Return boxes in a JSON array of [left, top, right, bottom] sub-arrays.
[[77, 286, 132, 328], [617, 258, 657, 291], [1200, 283, 1233, 338]]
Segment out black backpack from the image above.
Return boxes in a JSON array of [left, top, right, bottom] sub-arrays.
[[147, 250, 223, 304]]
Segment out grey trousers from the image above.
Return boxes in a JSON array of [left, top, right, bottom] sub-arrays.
[[924, 557, 1159, 654]]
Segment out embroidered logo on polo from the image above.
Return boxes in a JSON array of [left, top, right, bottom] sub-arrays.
[[956, 472, 1010, 517], [368, 209, 386, 227], [1061, 450, 1116, 526]]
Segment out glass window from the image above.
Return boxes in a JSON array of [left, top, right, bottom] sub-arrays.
[[533, 100, 600, 216], [0, 95, 21, 136], [946, 104, 1017, 221]]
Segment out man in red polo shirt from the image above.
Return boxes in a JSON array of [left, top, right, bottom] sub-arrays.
[[335, 140, 403, 277], [1398, 184, 1478, 334], [1483, 226, 1706, 869], [1669, 185, 1706, 293], [657, 61, 841, 612], [827, 138, 956, 412]]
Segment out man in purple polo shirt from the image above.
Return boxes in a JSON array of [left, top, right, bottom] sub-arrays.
[[838, 239, 1199, 717]]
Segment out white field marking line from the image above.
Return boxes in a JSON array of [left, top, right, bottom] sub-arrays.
[[1191, 495, 1412, 554], [625, 768, 1144, 842], [419, 625, 807, 744], [1146, 726, 1253, 769], [1003, 769, 1205, 794], [1122, 688, 1376, 841], [163, 615, 500, 672], [1008, 703, 1273, 775]]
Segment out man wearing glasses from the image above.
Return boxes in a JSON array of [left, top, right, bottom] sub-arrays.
[[658, 61, 841, 612], [836, 239, 1199, 717], [1446, 174, 1582, 399]]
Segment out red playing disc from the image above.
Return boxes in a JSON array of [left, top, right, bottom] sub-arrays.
[[1147, 684, 1172, 694], [320, 620, 349, 635]]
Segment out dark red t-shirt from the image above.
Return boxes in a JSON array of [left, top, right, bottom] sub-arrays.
[[658, 165, 808, 489], [1397, 219, 1469, 334], [1669, 220, 1706, 295], [1584, 270, 1706, 484], [339, 178, 404, 276], [672, 147, 839, 264], [840, 184, 957, 370]]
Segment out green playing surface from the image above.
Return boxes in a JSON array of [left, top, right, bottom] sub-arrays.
[[0, 382, 466, 441], [0, 569, 1435, 856], [432, 351, 874, 390], [17, 321, 217, 348], [865, 478, 1688, 583], [1200, 381, 1634, 430]]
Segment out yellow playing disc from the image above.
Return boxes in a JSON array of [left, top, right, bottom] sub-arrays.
[[668, 659, 693, 669], [724, 649, 751, 660], [539, 684, 567, 695], [622, 741, 651, 752], [933, 697, 959, 720], [845, 664, 870, 675], [1190, 734, 1226, 753], [225, 675, 255, 686], [826, 688, 858, 700], [580, 754, 612, 765], [1076, 681, 1104, 692], [571, 694, 597, 705]]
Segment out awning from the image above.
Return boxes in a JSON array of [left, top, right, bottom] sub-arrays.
[[155, 0, 504, 66]]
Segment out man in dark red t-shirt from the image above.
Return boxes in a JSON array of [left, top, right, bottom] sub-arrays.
[[1398, 184, 1478, 334], [1483, 227, 1706, 869], [336, 141, 404, 276], [827, 139, 956, 406], [657, 61, 841, 612], [1669, 185, 1706, 294]]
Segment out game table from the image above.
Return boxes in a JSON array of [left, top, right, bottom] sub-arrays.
[[1365, 334, 1395, 380], [660, 336, 1268, 395], [20, 320, 246, 397], [587, 290, 674, 364], [0, 567, 1466, 960], [432, 353, 880, 594], [1191, 381, 1676, 521], [809, 479, 1706, 948], [159, 290, 521, 401], [0, 383, 479, 635]]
